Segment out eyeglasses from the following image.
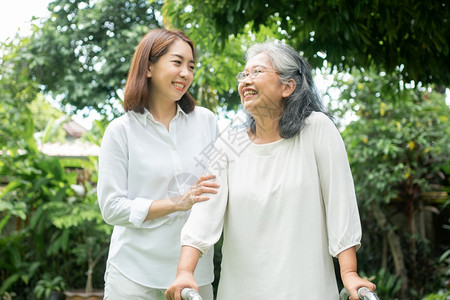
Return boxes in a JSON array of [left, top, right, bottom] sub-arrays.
[[236, 67, 279, 82]]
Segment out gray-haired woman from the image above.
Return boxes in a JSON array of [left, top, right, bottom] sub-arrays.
[[166, 42, 376, 300]]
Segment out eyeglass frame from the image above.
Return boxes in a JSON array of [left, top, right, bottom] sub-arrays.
[[235, 66, 279, 82]]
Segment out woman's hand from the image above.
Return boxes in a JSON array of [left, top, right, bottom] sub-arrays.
[[173, 174, 219, 211], [341, 271, 376, 300], [146, 174, 219, 220], [338, 247, 376, 300], [165, 270, 198, 300]]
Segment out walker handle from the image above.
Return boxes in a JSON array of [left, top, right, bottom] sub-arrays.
[[339, 287, 380, 300], [181, 288, 203, 300]]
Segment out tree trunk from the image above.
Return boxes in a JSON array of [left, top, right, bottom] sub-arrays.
[[85, 264, 93, 293], [381, 236, 388, 270], [370, 201, 408, 298]]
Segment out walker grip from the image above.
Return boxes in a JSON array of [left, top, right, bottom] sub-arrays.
[[181, 288, 203, 300]]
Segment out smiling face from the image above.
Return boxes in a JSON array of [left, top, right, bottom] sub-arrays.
[[147, 39, 195, 106], [238, 52, 291, 119]]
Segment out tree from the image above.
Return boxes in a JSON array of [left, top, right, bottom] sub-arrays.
[[160, 1, 287, 111], [1, 34, 110, 298], [26, 0, 163, 116], [28, 95, 64, 132], [22, 0, 449, 116], [0, 36, 40, 153], [26, 0, 300, 114], [160, 0, 450, 87], [329, 68, 449, 297]]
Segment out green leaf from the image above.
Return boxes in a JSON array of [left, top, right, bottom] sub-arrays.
[[0, 274, 20, 295]]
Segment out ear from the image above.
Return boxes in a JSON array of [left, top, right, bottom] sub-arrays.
[[146, 64, 152, 78], [281, 78, 296, 98]]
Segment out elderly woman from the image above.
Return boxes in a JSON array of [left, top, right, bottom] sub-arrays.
[[166, 42, 376, 300]]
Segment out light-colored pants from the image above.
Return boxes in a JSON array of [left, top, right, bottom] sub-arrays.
[[104, 263, 214, 300]]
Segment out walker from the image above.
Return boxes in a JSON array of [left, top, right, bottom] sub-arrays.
[[181, 288, 202, 300], [180, 286, 380, 300], [340, 287, 380, 300]]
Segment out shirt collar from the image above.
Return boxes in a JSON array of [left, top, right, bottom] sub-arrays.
[[132, 104, 188, 127]]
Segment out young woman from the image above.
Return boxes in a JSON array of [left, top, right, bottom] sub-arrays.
[[97, 29, 218, 300], [166, 42, 376, 300]]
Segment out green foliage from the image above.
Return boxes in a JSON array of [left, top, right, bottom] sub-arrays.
[[80, 117, 109, 146], [28, 94, 66, 134], [422, 290, 450, 300], [1, 36, 111, 297], [362, 268, 402, 299], [0, 136, 110, 297], [160, 0, 289, 111], [0, 36, 41, 298], [331, 68, 450, 296], [26, 0, 162, 115], [34, 115, 70, 145], [163, 0, 450, 86], [0, 147, 70, 296], [0, 37, 40, 153], [34, 275, 66, 300], [10, 0, 450, 120], [335, 70, 449, 206], [438, 249, 450, 278], [26, 0, 296, 114]]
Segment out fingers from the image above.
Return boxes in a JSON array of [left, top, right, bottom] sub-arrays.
[[164, 287, 180, 300], [164, 290, 171, 300], [192, 185, 219, 196], [196, 174, 217, 185], [188, 189, 210, 206], [200, 180, 220, 188], [170, 288, 182, 300], [193, 195, 210, 203], [175, 174, 220, 210], [363, 280, 376, 291], [190, 176, 220, 199], [350, 290, 359, 300]]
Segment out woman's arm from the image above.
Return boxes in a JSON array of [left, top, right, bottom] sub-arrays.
[[98, 123, 219, 228], [165, 246, 202, 300], [312, 113, 362, 256], [338, 247, 376, 300], [311, 115, 375, 297]]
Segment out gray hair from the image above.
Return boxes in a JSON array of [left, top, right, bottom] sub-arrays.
[[244, 42, 327, 138]]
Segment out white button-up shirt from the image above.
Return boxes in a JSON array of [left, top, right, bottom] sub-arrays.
[[97, 105, 217, 288]]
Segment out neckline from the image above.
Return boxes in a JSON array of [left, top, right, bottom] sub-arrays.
[[244, 130, 288, 156]]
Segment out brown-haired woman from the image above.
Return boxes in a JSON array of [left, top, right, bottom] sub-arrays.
[[98, 28, 218, 299]]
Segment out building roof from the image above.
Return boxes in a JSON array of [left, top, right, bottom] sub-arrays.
[[63, 120, 88, 138], [38, 119, 99, 157]]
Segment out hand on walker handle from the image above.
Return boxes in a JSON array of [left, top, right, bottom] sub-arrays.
[[165, 286, 200, 300], [165, 268, 199, 300], [340, 287, 380, 300], [181, 288, 202, 300]]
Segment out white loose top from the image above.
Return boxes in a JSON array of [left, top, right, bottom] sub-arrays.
[[97, 105, 217, 288], [182, 112, 362, 299]]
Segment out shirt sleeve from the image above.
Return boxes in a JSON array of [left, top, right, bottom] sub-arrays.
[[97, 121, 161, 228], [181, 137, 229, 254], [311, 113, 362, 257]]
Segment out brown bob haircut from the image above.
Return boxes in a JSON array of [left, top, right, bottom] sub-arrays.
[[123, 29, 196, 114]]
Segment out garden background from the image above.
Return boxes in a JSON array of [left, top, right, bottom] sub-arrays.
[[0, 0, 449, 299]]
